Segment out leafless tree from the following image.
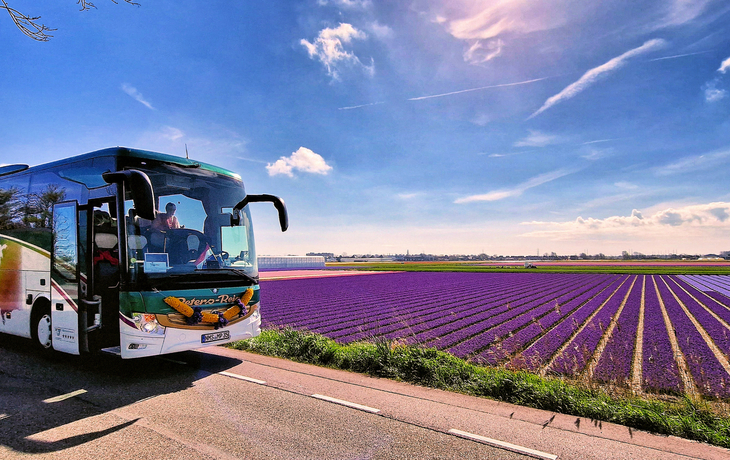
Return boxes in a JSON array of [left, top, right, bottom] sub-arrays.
[[1, 0, 139, 42]]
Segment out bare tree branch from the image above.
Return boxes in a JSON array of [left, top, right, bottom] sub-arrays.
[[77, 1, 141, 12], [1, 0, 55, 41], [1, 0, 140, 42]]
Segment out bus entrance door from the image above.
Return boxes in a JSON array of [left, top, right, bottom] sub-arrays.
[[82, 202, 121, 352], [51, 202, 81, 355]]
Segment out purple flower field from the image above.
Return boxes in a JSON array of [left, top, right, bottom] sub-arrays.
[[260, 272, 730, 399]]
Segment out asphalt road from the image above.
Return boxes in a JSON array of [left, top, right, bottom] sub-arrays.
[[0, 334, 728, 460]]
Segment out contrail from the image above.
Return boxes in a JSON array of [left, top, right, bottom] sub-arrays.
[[338, 101, 385, 110], [408, 77, 549, 101], [649, 50, 711, 61]]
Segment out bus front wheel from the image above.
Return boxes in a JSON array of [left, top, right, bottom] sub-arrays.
[[31, 306, 53, 350]]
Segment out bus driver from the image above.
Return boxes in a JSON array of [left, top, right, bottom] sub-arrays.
[[152, 202, 181, 230]]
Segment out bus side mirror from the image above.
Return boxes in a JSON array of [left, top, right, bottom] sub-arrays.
[[233, 194, 288, 232], [102, 170, 156, 221]]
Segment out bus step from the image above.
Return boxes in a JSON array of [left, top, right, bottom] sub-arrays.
[[101, 346, 122, 356]]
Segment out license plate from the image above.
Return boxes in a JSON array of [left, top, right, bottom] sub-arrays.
[[201, 330, 230, 344]]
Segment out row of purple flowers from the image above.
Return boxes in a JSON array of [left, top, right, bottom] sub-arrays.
[[260, 272, 730, 399]]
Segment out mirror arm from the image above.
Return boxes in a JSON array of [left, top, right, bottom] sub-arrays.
[[233, 194, 288, 232]]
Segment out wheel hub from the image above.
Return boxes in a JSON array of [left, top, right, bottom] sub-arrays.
[[37, 314, 52, 349]]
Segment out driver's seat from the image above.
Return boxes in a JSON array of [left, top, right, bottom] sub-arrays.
[[187, 234, 201, 262]]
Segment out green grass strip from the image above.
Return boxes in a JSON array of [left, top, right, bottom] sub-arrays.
[[331, 262, 730, 275], [228, 328, 730, 448]]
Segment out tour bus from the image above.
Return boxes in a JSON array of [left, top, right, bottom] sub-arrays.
[[0, 147, 287, 358]]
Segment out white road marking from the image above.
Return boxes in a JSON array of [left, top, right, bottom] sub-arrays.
[[43, 389, 87, 403], [448, 429, 557, 460], [0, 414, 9, 421], [311, 394, 380, 413], [219, 371, 266, 385]]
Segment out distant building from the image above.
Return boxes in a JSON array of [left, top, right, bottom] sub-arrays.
[[258, 255, 325, 269]]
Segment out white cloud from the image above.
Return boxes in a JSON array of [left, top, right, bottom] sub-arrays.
[[444, 0, 569, 40], [513, 130, 561, 147], [455, 168, 575, 203], [267, 147, 333, 177], [719, 56, 730, 73], [121, 83, 154, 110], [300, 23, 372, 80], [529, 39, 666, 118], [520, 202, 730, 240], [430, 1, 574, 65]]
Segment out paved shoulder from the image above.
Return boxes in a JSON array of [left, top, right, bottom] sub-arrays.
[[201, 346, 730, 460]]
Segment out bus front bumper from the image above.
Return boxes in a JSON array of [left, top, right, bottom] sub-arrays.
[[119, 307, 261, 359]]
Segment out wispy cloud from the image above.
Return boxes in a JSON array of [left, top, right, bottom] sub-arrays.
[[463, 39, 504, 64], [317, 0, 372, 8], [529, 39, 666, 119], [654, 0, 713, 29], [614, 181, 639, 190], [654, 148, 730, 176], [704, 81, 726, 102], [513, 130, 561, 148], [301, 23, 373, 80], [121, 83, 154, 110], [455, 168, 576, 204], [367, 21, 394, 40], [267, 147, 333, 177], [408, 77, 548, 101], [160, 126, 183, 141]]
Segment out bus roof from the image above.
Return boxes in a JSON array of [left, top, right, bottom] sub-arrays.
[[24, 147, 241, 181]]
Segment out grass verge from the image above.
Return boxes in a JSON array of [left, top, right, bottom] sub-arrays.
[[329, 262, 730, 275], [228, 328, 730, 449]]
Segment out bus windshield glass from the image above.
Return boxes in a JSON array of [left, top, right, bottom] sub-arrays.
[[123, 163, 257, 290]]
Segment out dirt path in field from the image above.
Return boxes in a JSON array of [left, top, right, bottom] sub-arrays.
[[631, 276, 646, 393]]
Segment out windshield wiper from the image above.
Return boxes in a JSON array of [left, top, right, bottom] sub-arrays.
[[193, 268, 259, 285]]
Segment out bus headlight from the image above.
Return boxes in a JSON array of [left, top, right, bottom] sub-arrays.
[[132, 313, 165, 335]]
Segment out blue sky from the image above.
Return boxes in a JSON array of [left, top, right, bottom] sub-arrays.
[[2, 1, 730, 257]]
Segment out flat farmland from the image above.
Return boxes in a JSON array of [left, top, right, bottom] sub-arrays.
[[260, 271, 730, 399]]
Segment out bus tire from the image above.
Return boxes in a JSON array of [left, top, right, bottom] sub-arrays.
[[31, 302, 53, 351]]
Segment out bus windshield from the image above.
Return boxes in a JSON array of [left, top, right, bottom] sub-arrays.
[[123, 163, 257, 291]]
